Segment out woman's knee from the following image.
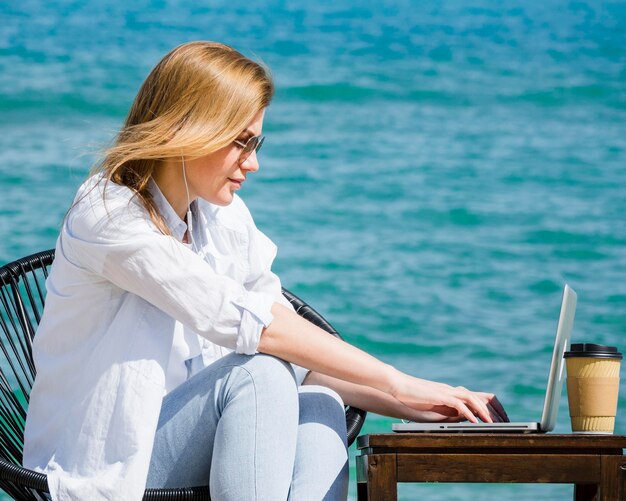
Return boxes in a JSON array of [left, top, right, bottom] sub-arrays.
[[298, 385, 347, 438], [238, 353, 298, 389], [219, 354, 300, 412], [190, 353, 300, 420]]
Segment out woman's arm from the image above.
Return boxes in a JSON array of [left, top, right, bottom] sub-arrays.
[[257, 303, 507, 423], [303, 371, 506, 423]]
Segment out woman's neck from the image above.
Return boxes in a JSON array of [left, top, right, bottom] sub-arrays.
[[153, 161, 192, 220]]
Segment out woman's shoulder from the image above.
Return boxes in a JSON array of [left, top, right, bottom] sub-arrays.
[[74, 172, 139, 204], [76, 172, 147, 206], [67, 172, 151, 234]]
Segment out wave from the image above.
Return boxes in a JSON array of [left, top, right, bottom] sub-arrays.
[[0, 93, 129, 118], [277, 82, 625, 108], [497, 84, 626, 108]]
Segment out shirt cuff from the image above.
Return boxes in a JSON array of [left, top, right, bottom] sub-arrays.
[[234, 291, 274, 355]]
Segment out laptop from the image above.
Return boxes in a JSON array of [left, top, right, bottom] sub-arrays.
[[392, 284, 577, 433]]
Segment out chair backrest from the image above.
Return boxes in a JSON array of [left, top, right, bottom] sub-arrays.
[[0, 249, 54, 497]]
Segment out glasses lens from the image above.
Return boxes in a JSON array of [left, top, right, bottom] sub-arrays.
[[239, 136, 264, 164]]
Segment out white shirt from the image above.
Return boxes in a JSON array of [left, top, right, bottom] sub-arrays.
[[23, 173, 306, 501]]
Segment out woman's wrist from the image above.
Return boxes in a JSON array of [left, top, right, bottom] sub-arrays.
[[383, 364, 404, 399]]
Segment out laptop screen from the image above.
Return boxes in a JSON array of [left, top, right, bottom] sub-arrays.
[[539, 284, 577, 431]]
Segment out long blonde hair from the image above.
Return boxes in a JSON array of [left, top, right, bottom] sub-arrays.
[[92, 41, 274, 234]]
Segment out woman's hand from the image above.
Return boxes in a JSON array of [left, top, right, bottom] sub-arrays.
[[390, 371, 509, 423]]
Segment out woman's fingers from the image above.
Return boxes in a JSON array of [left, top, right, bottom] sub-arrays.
[[453, 388, 510, 423], [453, 386, 493, 423], [475, 392, 510, 422], [439, 393, 480, 423], [422, 383, 481, 422]]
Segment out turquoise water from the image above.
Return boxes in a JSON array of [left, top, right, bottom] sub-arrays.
[[2, 1, 625, 499]]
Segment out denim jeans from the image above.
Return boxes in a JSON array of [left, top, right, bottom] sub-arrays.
[[146, 353, 349, 500]]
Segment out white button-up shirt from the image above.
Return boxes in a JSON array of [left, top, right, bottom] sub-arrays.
[[23, 173, 306, 501]]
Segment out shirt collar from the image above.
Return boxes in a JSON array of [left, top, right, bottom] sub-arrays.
[[148, 178, 192, 241]]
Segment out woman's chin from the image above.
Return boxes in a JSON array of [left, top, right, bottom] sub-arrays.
[[202, 192, 235, 206]]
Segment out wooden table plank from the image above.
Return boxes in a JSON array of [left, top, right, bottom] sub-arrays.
[[357, 433, 626, 451], [396, 453, 600, 484]]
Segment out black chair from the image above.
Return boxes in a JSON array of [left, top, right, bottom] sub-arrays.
[[0, 249, 366, 500]]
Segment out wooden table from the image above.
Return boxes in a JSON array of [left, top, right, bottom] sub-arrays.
[[356, 433, 626, 500]]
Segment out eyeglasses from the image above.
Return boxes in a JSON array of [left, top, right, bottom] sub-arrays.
[[233, 135, 265, 165]]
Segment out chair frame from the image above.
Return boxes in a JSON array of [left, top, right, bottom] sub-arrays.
[[0, 249, 366, 500]]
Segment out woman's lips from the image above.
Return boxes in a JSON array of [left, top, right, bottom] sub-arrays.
[[228, 177, 244, 188]]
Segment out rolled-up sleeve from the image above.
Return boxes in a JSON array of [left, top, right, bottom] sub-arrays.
[[62, 185, 274, 354], [235, 292, 274, 355]]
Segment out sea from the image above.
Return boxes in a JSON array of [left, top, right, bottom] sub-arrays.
[[1, 1, 625, 499]]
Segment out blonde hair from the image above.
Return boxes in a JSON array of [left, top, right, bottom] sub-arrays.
[[92, 41, 274, 234]]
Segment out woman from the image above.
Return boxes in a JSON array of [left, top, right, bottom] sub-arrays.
[[23, 41, 507, 501]]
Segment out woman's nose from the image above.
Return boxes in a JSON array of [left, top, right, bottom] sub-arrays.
[[241, 150, 260, 172]]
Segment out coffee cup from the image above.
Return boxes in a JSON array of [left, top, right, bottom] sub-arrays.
[[564, 343, 622, 433]]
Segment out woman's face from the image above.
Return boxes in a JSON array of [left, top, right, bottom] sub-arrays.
[[185, 109, 265, 206]]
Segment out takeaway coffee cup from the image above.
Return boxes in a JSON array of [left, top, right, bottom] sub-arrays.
[[564, 343, 622, 433]]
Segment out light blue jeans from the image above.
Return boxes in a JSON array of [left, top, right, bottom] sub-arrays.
[[146, 353, 349, 500]]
